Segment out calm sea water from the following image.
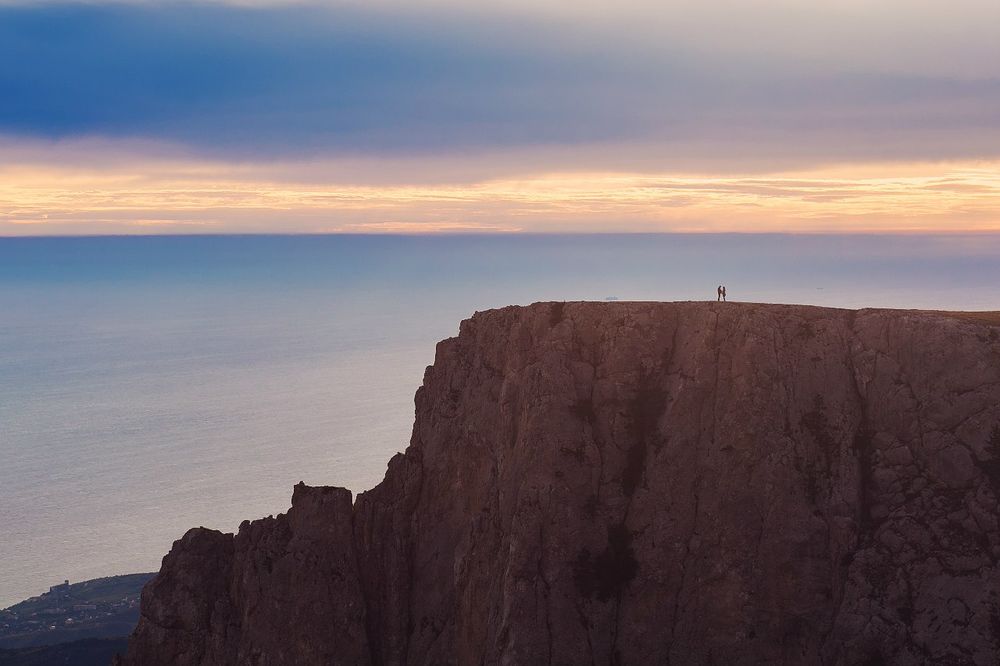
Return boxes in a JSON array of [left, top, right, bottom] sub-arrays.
[[2, 233, 999, 607]]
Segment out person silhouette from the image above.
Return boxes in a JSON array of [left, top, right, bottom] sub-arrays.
[[717, 285, 722, 301], [722, 286, 727, 302]]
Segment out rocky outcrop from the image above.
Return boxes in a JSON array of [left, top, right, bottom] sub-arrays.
[[121, 485, 367, 664], [119, 302, 1000, 665]]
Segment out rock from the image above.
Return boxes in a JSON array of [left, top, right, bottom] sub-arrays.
[[120, 485, 366, 665], [118, 302, 1000, 665]]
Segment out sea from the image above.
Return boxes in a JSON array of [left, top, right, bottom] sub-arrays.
[[2, 233, 999, 608]]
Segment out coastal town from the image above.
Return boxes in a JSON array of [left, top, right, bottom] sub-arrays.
[[0, 574, 151, 651]]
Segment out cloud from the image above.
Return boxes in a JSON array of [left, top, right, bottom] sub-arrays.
[[3, 155, 999, 235], [2, 1, 1000, 170], [0, 3, 657, 153]]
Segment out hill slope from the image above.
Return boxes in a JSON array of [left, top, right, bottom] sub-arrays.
[[0, 638, 128, 666]]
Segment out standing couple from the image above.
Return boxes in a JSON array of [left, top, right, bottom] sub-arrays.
[[717, 285, 727, 302]]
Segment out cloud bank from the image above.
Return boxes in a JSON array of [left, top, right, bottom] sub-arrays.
[[4, 157, 1000, 235], [2, 1, 1000, 171]]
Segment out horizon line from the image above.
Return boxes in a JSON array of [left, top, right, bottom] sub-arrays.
[[5, 229, 1000, 240]]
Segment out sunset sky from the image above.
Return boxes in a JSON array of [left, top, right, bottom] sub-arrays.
[[3, 0, 1000, 234]]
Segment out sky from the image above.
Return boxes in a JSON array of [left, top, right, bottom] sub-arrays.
[[2, 0, 999, 234]]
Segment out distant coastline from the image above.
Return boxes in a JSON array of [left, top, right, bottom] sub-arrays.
[[0, 574, 152, 652]]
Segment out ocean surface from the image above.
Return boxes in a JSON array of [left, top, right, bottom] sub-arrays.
[[2, 233, 1000, 607]]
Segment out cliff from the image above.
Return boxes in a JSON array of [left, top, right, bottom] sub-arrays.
[[119, 302, 1000, 665]]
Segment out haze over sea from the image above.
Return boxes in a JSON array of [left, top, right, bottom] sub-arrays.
[[2, 233, 999, 607]]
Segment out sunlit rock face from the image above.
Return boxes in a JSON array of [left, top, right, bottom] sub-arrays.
[[119, 302, 1000, 665]]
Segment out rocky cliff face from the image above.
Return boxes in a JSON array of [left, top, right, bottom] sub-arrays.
[[119, 302, 1000, 665]]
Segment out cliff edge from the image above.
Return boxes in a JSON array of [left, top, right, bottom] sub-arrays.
[[119, 302, 1000, 665]]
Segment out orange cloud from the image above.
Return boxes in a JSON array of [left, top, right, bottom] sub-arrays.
[[1, 155, 998, 235]]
